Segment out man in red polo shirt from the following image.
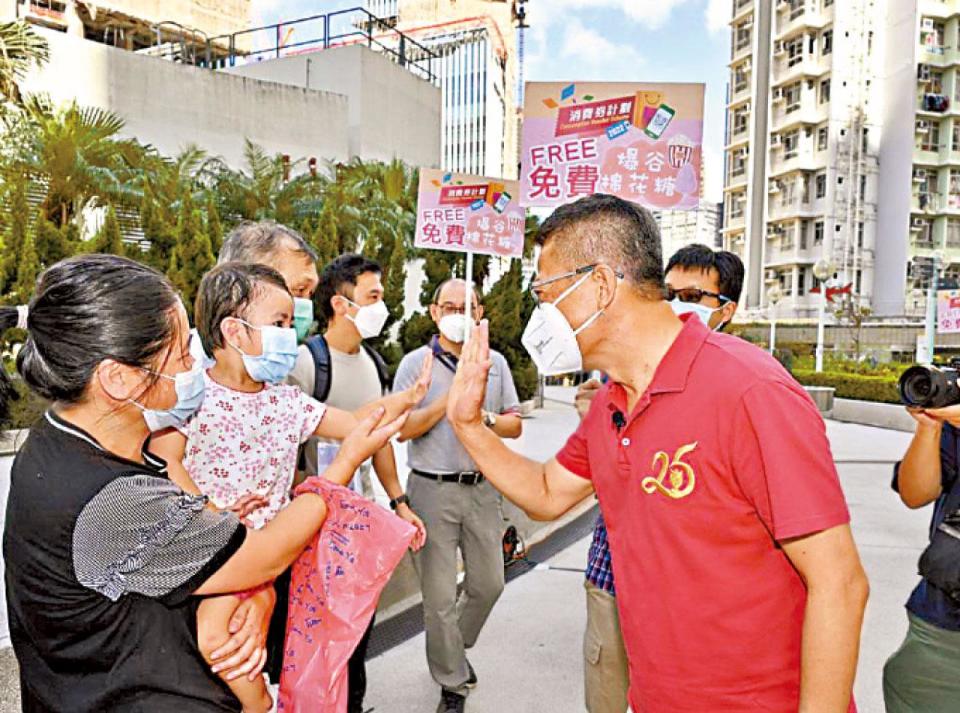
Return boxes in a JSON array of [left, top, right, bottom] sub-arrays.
[[444, 194, 868, 711]]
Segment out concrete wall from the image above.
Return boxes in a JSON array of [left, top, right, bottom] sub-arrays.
[[22, 28, 353, 169], [875, 2, 919, 316], [224, 45, 442, 169]]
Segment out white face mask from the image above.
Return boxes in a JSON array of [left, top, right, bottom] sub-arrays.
[[438, 313, 468, 343], [521, 271, 605, 376], [345, 298, 389, 339]]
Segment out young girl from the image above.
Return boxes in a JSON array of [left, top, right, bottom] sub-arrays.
[[152, 262, 430, 712]]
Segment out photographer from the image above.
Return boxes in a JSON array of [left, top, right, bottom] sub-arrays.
[[884, 404, 960, 712]]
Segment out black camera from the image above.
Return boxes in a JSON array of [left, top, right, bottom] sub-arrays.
[[899, 361, 960, 408]]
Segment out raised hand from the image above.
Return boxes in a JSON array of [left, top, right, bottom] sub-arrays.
[[339, 406, 410, 471], [447, 320, 492, 430], [406, 351, 434, 407]]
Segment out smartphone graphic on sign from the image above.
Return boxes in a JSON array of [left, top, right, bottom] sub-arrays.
[[644, 104, 675, 139]]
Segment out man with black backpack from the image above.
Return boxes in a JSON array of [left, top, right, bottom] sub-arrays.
[[288, 253, 427, 713]]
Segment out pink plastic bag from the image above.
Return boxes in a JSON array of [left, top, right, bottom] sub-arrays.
[[278, 477, 415, 712]]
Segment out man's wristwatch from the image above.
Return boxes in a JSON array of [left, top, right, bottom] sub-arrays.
[[482, 411, 497, 428], [389, 493, 410, 511]]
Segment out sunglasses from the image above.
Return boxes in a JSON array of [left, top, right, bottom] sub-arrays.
[[665, 286, 731, 305]]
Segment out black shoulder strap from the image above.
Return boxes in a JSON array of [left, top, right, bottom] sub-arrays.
[[304, 335, 332, 402], [361, 342, 392, 394]]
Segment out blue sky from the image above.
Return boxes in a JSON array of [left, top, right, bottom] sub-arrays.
[[251, 0, 729, 200]]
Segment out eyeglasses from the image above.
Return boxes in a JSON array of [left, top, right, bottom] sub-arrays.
[[436, 302, 469, 316], [529, 264, 625, 305], [665, 286, 731, 306]]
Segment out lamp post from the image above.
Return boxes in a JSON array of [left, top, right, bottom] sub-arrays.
[[813, 258, 834, 373], [924, 249, 945, 364], [767, 284, 783, 354]]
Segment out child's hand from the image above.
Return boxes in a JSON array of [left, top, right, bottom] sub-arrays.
[[405, 351, 434, 407], [226, 494, 270, 526], [340, 406, 410, 470]]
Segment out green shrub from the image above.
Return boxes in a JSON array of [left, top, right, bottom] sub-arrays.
[[791, 369, 899, 404]]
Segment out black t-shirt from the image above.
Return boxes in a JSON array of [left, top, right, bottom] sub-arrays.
[[4, 411, 247, 712]]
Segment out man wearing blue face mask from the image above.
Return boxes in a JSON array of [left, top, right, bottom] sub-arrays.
[[665, 244, 744, 332]]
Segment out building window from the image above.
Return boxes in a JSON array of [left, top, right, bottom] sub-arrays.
[[821, 29, 833, 56], [817, 125, 828, 151], [921, 19, 946, 51], [861, 127, 869, 153], [787, 36, 804, 67], [730, 192, 745, 219], [785, 82, 802, 113], [783, 129, 800, 158], [730, 147, 748, 178], [798, 268, 806, 296], [733, 105, 749, 136], [787, 0, 804, 20], [819, 78, 831, 103], [824, 0, 833, 6], [950, 169, 960, 208], [856, 269, 862, 294], [800, 219, 809, 249], [733, 64, 749, 93], [953, 123, 960, 150], [735, 21, 751, 51], [857, 221, 865, 248], [859, 174, 867, 200], [948, 219, 960, 248], [921, 120, 941, 151], [814, 220, 824, 244], [815, 172, 827, 198]]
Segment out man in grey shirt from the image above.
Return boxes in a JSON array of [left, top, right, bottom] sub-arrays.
[[394, 278, 522, 713]]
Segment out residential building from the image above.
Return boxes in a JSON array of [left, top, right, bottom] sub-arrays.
[[655, 201, 723, 260], [368, 0, 521, 178], [722, 0, 879, 319], [876, 2, 960, 317]]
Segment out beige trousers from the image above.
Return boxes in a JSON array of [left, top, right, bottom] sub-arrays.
[[583, 580, 629, 713]]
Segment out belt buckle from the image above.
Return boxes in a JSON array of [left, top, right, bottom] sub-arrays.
[[457, 471, 468, 485]]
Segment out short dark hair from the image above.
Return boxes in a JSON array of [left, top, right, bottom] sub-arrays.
[[316, 254, 382, 321], [16, 254, 180, 404], [665, 244, 745, 303], [195, 262, 290, 356], [218, 220, 318, 265], [536, 193, 663, 297], [432, 278, 482, 305]]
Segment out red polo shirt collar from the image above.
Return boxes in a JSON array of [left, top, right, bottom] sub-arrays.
[[606, 313, 709, 419]]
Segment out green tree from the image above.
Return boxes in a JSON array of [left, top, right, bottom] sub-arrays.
[[168, 191, 215, 315], [90, 205, 125, 255], [205, 194, 224, 256], [140, 182, 176, 271], [1, 178, 29, 292], [0, 20, 49, 110], [33, 212, 71, 266], [10, 226, 39, 304]]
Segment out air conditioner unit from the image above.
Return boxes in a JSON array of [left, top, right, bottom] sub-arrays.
[[919, 64, 932, 81], [770, 133, 782, 147], [765, 269, 778, 281], [917, 120, 930, 133], [922, 18, 935, 31], [742, 58, 752, 72], [743, 19, 753, 29], [772, 87, 785, 102], [912, 217, 926, 229], [774, 40, 785, 56], [913, 168, 927, 182], [769, 181, 781, 193]]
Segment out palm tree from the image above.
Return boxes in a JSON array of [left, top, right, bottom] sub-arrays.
[[11, 97, 147, 227], [0, 20, 49, 110]]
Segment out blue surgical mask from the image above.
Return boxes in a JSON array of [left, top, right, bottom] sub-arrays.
[[293, 297, 314, 342], [669, 299, 724, 331], [229, 318, 298, 383], [130, 364, 206, 432]]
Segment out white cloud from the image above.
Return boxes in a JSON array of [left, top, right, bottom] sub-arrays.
[[559, 17, 645, 69], [704, 0, 729, 33]]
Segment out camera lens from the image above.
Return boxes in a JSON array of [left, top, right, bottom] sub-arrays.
[[900, 366, 945, 407]]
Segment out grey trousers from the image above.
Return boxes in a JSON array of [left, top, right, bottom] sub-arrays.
[[884, 612, 960, 712], [583, 581, 629, 713], [408, 475, 506, 694]]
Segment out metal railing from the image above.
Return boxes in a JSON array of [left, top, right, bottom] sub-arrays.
[[150, 7, 439, 84]]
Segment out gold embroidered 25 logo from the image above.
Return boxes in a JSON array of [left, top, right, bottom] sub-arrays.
[[641, 442, 698, 499]]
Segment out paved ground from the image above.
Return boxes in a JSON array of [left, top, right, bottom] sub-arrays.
[[0, 391, 930, 712]]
